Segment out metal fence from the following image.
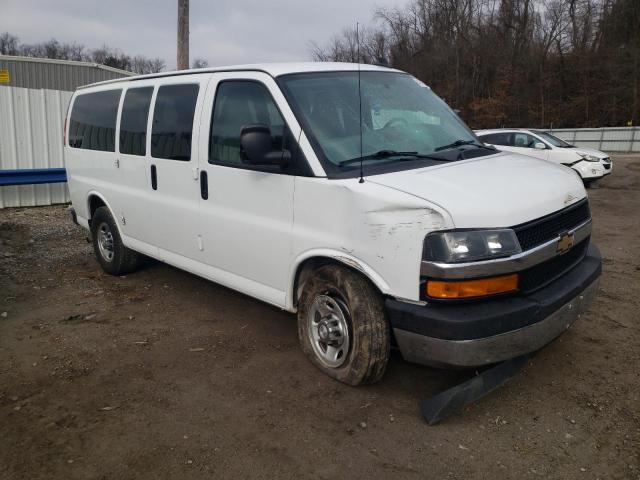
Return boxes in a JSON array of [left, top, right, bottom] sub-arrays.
[[549, 127, 640, 153]]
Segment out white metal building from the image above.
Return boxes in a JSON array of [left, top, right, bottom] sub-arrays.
[[0, 55, 133, 208]]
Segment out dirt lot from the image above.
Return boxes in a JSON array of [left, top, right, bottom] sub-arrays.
[[1, 156, 639, 480]]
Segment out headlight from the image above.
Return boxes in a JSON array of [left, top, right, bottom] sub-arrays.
[[423, 229, 522, 263], [578, 152, 600, 162]]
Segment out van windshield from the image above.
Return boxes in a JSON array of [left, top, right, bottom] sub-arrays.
[[278, 71, 488, 176]]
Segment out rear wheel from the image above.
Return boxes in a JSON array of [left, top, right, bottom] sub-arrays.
[[297, 264, 390, 385], [91, 206, 141, 275]]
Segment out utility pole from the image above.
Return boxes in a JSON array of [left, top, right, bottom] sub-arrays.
[[177, 0, 189, 70]]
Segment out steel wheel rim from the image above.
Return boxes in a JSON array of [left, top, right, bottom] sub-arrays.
[[308, 294, 351, 368], [97, 222, 115, 262]]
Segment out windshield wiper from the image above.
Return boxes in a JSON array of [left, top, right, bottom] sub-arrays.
[[340, 150, 454, 166], [339, 150, 418, 166], [435, 139, 496, 152]]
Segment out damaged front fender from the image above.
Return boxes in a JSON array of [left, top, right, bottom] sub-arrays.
[[289, 177, 455, 309]]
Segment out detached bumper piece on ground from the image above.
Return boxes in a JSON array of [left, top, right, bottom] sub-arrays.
[[421, 353, 532, 425]]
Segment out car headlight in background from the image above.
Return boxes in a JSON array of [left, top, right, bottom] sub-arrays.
[[577, 152, 600, 162], [423, 229, 522, 263]]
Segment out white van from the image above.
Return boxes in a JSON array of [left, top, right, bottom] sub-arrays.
[[476, 128, 612, 186], [64, 63, 601, 385]]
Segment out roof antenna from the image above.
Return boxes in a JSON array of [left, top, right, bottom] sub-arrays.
[[357, 22, 364, 184]]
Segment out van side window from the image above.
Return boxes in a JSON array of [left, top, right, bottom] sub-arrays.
[[69, 90, 121, 151], [209, 81, 287, 165], [120, 87, 153, 156], [151, 84, 199, 161]]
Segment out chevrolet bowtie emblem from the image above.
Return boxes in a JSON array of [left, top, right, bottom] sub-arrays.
[[557, 232, 574, 253]]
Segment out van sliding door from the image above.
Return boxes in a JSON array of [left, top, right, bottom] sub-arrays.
[[145, 75, 210, 262], [116, 84, 157, 252]]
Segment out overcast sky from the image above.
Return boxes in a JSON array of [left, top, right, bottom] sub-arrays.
[[1, 0, 404, 69]]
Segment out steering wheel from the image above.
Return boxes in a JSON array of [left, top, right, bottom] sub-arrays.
[[383, 117, 409, 129]]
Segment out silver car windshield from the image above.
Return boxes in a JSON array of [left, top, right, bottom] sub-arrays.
[[278, 71, 484, 172]]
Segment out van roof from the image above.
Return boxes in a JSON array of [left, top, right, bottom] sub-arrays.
[[79, 62, 401, 90]]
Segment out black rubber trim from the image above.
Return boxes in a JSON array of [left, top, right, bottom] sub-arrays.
[[69, 207, 78, 225], [386, 243, 601, 341], [421, 353, 532, 425]]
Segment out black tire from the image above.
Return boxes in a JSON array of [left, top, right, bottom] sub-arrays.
[[91, 206, 141, 275], [297, 264, 390, 386]]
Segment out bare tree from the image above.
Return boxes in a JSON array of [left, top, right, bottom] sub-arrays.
[[192, 58, 208, 68], [0, 32, 19, 55], [1, 32, 165, 74], [310, 0, 640, 128]]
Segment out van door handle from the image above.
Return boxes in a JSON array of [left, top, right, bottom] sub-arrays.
[[200, 170, 208, 200], [150, 164, 157, 190]]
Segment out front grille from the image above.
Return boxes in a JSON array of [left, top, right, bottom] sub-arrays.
[[514, 200, 591, 251], [518, 239, 589, 293]]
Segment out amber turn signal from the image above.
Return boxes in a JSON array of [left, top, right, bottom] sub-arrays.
[[427, 274, 518, 299]]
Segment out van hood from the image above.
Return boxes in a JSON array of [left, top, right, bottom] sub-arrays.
[[368, 152, 587, 228]]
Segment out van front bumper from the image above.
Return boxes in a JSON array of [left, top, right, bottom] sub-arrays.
[[386, 243, 601, 368]]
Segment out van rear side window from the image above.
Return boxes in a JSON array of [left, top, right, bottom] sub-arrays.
[[120, 87, 153, 156], [151, 84, 199, 161], [69, 90, 121, 151]]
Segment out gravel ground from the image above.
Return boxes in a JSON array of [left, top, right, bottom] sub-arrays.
[[1, 156, 639, 480]]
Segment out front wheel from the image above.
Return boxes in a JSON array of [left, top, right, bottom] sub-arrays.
[[297, 264, 390, 385]]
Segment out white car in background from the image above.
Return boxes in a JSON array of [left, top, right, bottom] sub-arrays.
[[475, 129, 612, 186]]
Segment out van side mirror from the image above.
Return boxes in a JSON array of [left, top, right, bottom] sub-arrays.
[[240, 124, 290, 166], [534, 142, 546, 150]]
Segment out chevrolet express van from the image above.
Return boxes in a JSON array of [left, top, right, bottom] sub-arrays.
[[64, 63, 601, 385]]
